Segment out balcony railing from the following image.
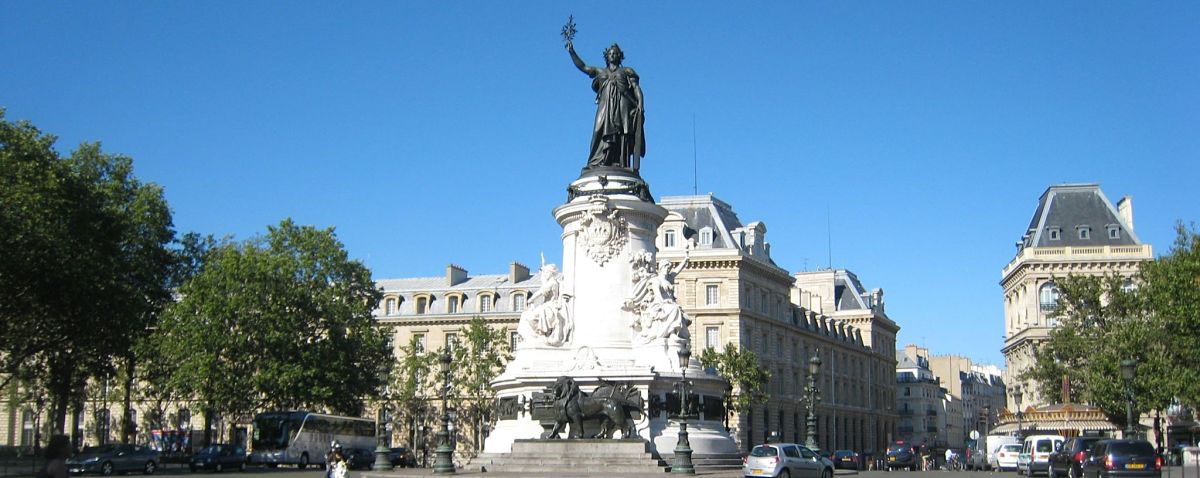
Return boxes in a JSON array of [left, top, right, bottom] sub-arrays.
[[1003, 244, 1153, 278]]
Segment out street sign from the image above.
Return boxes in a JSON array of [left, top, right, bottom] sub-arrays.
[[969, 430, 980, 440]]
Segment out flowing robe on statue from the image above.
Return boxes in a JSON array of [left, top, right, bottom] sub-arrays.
[[587, 66, 645, 169]]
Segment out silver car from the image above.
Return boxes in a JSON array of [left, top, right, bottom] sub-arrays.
[[743, 443, 834, 478]]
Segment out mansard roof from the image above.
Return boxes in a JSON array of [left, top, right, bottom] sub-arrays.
[[1022, 183, 1142, 248], [658, 194, 782, 269], [377, 273, 540, 293]]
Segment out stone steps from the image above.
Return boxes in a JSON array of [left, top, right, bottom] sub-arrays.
[[471, 439, 668, 473], [470, 439, 746, 473]]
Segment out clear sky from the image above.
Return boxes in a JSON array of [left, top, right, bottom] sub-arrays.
[[3, 2, 1197, 366]]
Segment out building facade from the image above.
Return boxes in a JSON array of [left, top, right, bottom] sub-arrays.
[[896, 345, 944, 447], [926, 354, 1006, 447], [1000, 184, 1153, 411]]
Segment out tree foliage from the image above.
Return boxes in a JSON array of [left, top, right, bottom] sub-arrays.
[[152, 219, 391, 420], [699, 343, 771, 424], [448, 317, 511, 455], [0, 110, 176, 433], [1139, 225, 1200, 408], [1022, 225, 1200, 426]]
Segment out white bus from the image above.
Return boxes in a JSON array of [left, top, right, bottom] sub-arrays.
[[248, 411, 375, 469]]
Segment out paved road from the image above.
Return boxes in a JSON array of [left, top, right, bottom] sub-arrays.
[[4, 465, 1189, 478]]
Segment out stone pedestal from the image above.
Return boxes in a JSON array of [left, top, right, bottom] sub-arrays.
[[482, 169, 738, 462]]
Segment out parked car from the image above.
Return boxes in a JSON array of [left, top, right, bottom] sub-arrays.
[[886, 443, 918, 471], [388, 447, 417, 468], [66, 444, 160, 476], [1049, 437, 1104, 478], [343, 448, 375, 470], [743, 443, 834, 478], [1081, 439, 1162, 478], [830, 450, 860, 470], [189, 444, 247, 473], [1021, 434, 1067, 476], [994, 443, 1024, 471]]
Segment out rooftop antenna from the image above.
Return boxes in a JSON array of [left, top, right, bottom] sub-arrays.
[[692, 113, 698, 195], [826, 204, 833, 270]]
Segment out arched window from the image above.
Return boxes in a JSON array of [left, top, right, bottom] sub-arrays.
[[512, 293, 527, 312], [1039, 282, 1059, 312], [96, 408, 111, 444], [385, 297, 397, 315]]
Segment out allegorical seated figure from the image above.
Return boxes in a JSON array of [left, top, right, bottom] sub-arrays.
[[518, 263, 573, 347], [623, 251, 691, 344]]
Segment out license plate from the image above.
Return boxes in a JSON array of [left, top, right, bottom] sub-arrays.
[[1127, 464, 1145, 469], [751, 469, 764, 474], [843, 458, 852, 461], [889, 457, 896, 461]]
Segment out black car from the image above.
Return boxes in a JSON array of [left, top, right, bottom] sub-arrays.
[[1081, 439, 1161, 478], [343, 448, 375, 470], [831, 450, 861, 470], [886, 443, 918, 471], [388, 447, 417, 468], [189, 444, 247, 473], [1050, 437, 1103, 478], [66, 444, 160, 476]]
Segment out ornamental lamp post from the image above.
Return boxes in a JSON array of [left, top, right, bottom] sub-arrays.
[[1121, 359, 1137, 439], [805, 354, 823, 453], [433, 349, 456, 474], [1012, 386, 1024, 441], [672, 346, 696, 475], [372, 377, 394, 471]]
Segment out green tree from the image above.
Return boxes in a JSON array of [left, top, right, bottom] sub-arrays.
[[1139, 225, 1200, 408], [1021, 269, 1177, 428], [699, 343, 771, 429], [152, 219, 391, 431], [0, 111, 177, 435], [388, 336, 437, 450], [448, 317, 511, 455]]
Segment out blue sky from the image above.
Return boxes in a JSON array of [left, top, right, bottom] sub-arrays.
[[3, 2, 1197, 366]]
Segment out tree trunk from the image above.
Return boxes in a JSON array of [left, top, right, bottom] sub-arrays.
[[48, 358, 72, 434], [121, 355, 135, 443], [203, 408, 213, 447]]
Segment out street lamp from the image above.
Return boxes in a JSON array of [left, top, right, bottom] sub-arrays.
[[982, 405, 991, 437], [372, 378, 394, 471], [1121, 359, 1137, 439], [672, 346, 696, 475], [804, 355, 823, 453], [1012, 386, 1024, 440], [433, 349, 456, 475]]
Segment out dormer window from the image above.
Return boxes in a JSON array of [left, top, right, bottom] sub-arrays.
[[447, 296, 460, 314], [664, 229, 677, 248], [699, 227, 713, 247], [1078, 226, 1091, 240], [479, 293, 495, 312], [1048, 228, 1061, 241], [416, 296, 430, 314], [385, 297, 397, 315], [1108, 226, 1120, 239], [512, 293, 527, 312]]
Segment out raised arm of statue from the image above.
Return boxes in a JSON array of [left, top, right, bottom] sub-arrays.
[[566, 42, 596, 77]]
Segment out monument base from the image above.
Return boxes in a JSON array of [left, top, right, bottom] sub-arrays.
[[471, 439, 666, 474]]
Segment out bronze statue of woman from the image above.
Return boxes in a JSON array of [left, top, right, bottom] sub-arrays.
[[566, 40, 645, 171]]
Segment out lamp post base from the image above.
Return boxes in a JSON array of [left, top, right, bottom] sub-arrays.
[[432, 443, 455, 474], [372, 443, 394, 471], [671, 421, 696, 475]]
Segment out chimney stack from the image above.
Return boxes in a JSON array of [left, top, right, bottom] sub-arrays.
[[1117, 196, 1134, 231], [446, 264, 468, 286]]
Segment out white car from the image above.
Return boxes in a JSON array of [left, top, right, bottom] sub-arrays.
[[743, 443, 834, 478], [993, 443, 1023, 471]]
